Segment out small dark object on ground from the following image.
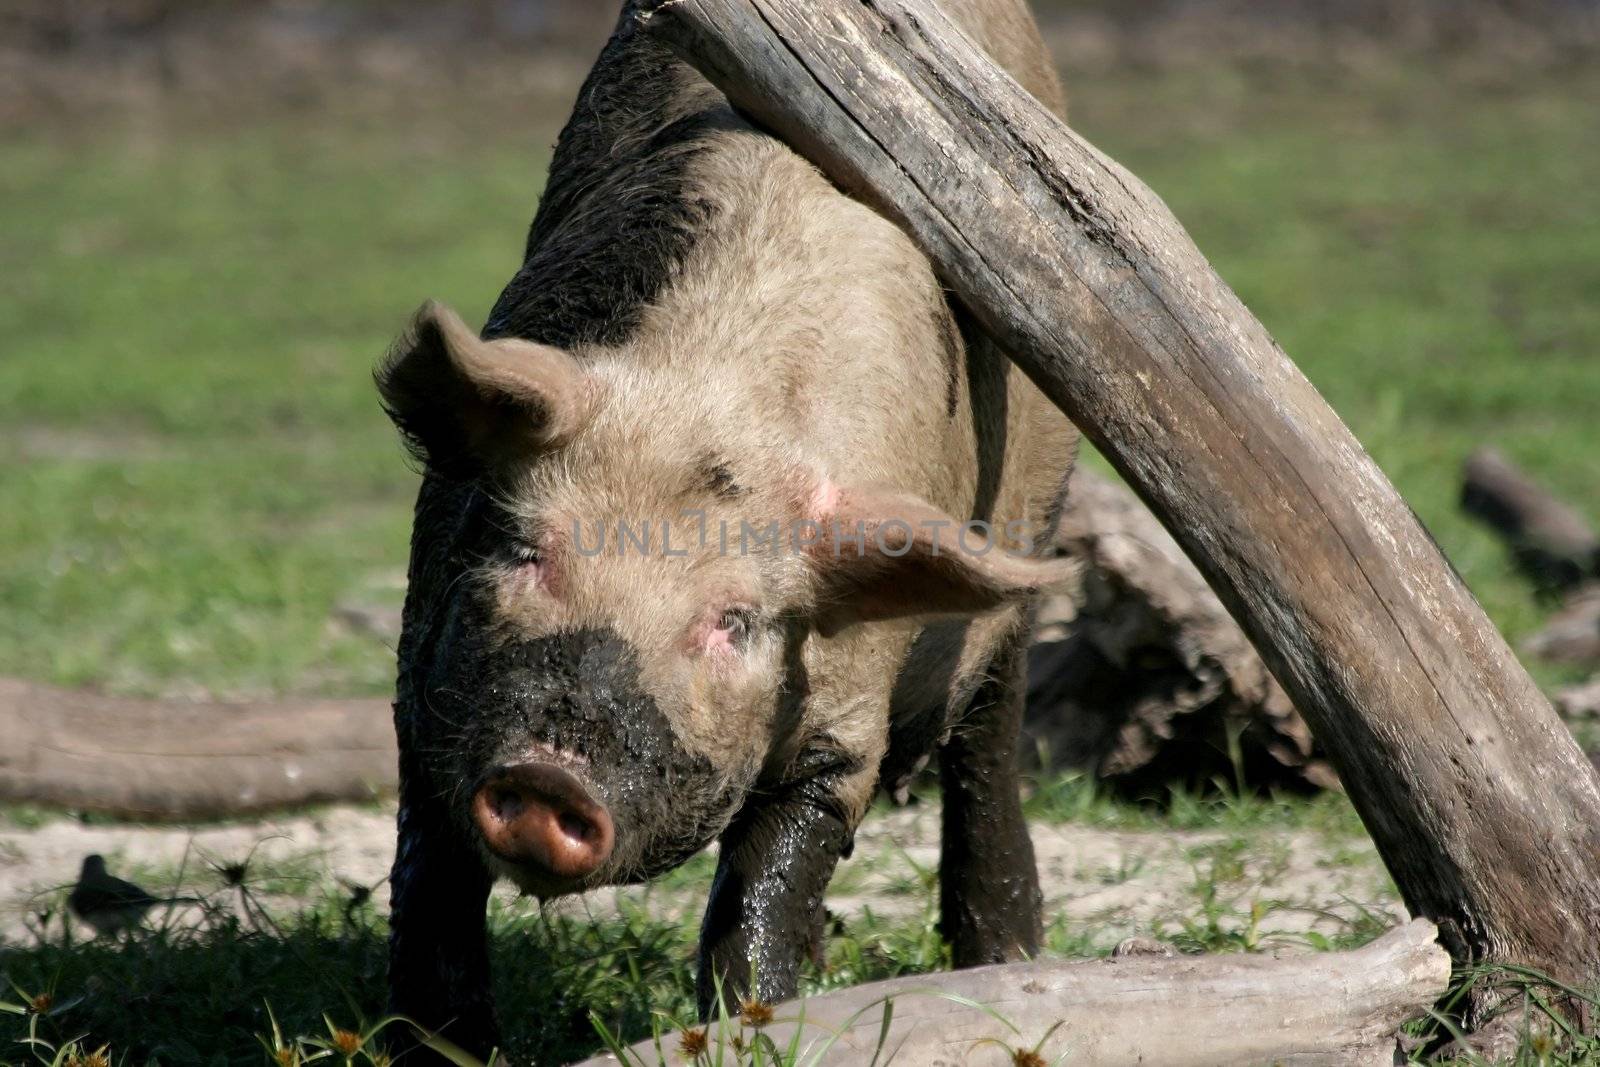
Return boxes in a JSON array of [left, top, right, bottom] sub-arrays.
[[1523, 586, 1600, 666], [67, 854, 199, 936], [1558, 676, 1600, 721], [1462, 446, 1600, 596]]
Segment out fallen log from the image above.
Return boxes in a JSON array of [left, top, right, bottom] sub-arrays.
[[1025, 466, 1335, 793], [1462, 446, 1599, 594], [571, 919, 1449, 1067], [633, 0, 1600, 1010], [0, 677, 396, 820]]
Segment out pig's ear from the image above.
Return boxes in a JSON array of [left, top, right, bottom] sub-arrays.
[[376, 300, 592, 474], [800, 480, 1075, 636]]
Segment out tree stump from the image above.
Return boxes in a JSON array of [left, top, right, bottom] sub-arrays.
[[1025, 466, 1334, 793]]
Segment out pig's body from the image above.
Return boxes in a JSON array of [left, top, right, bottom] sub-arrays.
[[382, 2, 1076, 1058]]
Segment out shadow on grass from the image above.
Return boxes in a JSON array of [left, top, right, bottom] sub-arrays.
[[0, 878, 967, 1067], [1, 896, 698, 1066], [5, 852, 1591, 1065]]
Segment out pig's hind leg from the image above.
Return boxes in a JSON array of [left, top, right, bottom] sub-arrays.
[[937, 627, 1044, 966]]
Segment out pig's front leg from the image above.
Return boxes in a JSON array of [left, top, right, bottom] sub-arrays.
[[695, 751, 862, 1016], [388, 767, 499, 1061]]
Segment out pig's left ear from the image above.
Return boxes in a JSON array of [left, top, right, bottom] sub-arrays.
[[376, 300, 592, 474], [799, 480, 1074, 636]]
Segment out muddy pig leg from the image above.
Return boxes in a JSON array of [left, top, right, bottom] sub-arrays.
[[695, 748, 866, 1017], [938, 627, 1043, 965], [387, 750, 498, 1061]]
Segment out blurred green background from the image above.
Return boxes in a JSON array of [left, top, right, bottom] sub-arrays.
[[2, 0, 1597, 699]]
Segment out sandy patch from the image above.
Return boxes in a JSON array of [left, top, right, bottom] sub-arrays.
[[0, 802, 1398, 949]]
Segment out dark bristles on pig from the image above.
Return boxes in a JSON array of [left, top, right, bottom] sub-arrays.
[[376, 0, 1078, 1056]]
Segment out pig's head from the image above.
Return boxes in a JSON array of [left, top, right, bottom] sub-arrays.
[[377, 301, 1069, 898]]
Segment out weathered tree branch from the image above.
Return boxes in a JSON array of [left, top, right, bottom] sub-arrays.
[[633, 0, 1600, 998], [0, 677, 395, 819], [571, 919, 1449, 1067]]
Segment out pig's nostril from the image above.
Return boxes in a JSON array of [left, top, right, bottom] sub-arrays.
[[489, 787, 525, 819], [471, 762, 615, 889], [558, 811, 595, 842]]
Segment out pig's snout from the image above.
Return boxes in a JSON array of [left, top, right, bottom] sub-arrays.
[[472, 763, 614, 888]]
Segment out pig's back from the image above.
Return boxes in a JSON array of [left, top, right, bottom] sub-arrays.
[[489, 0, 1067, 346]]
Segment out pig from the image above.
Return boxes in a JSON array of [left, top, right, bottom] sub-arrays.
[[377, 0, 1077, 1058]]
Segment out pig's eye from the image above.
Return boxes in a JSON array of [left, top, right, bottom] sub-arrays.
[[509, 542, 542, 567], [716, 607, 754, 646]]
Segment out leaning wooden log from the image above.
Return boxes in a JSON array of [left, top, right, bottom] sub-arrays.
[[1025, 466, 1335, 792], [0, 677, 396, 819], [633, 0, 1600, 1010], [1462, 446, 1599, 594], [571, 919, 1449, 1067]]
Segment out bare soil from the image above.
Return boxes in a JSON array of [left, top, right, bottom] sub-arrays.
[[0, 801, 1399, 950]]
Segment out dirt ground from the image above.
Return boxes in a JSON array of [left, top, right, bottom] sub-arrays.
[[0, 802, 1400, 951]]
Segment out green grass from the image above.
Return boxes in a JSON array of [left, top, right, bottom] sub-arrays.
[[0, 855, 1021, 1065], [2, 890, 693, 1065], [0, 858, 1584, 1066], [1067, 60, 1600, 685], [0, 115, 545, 696], [1022, 768, 1369, 835]]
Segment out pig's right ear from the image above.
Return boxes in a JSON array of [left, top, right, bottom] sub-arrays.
[[376, 300, 592, 475], [795, 478, 1077, 637]]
